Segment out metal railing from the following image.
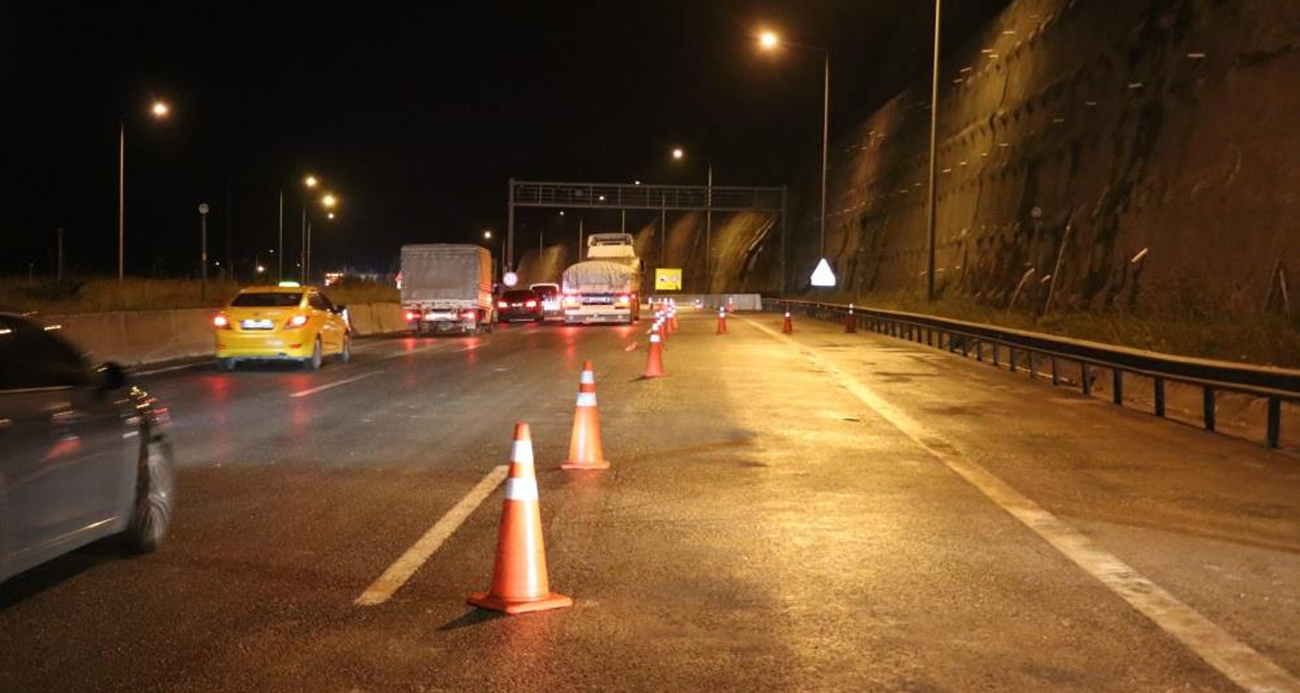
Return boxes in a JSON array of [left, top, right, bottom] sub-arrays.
[[764, 298, 1300, 450], [510, 180, 785, 213]]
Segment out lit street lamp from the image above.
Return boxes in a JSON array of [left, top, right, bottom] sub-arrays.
[[758, 30, 834, 288], [278, 174, 319, 280], [670, 148, 713, 289], [118, 99, 169, 283], [305, 193, 338, 283]]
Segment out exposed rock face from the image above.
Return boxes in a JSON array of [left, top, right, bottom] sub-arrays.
[[747, 0, 1300, 316]]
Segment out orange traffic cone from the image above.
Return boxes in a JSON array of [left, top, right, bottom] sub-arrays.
[[782, 310, 793, 334], [562, 361, 611, 470], [669, 308, 679, 332], [643, 323, 666, 378], [468, 422, 573, 615], [716, 307, 728, 335], [659, 316, 670, 343], [726, 296, 735, 313], [845, 304, 857, 333]]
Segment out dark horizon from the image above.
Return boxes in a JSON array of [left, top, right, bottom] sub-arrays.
[[1, 1, 1009, 279]]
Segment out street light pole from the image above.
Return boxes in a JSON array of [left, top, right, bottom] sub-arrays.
[[118, 120, 125, 284], [706, 163, 713, 290], [819, 52, 830, 264], [277, 189, 284, 281], [925, 0, 943, 302], [199, 203, 210, 301]]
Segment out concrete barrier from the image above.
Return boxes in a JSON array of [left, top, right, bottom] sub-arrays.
[[45, 302, 405, 367], [648, 293, 763, 311]]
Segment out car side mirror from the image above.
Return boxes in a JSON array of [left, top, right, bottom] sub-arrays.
[[95, 362, 127, 391]]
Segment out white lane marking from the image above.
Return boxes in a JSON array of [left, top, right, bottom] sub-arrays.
[[133, 362, 206, 377], [288, 370, 384, 398], [380, 342, 450, 360], [355, 465, 510, 606], [742, 317, 1300, 693]]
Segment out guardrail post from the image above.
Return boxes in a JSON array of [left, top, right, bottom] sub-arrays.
[[1203, 388, 1216, 432], [1154, 377, 1165, 417], [975, 339, 983, 362], [1008, 347, 1017, 373], [1028, 352, 1037, 380], [1266, 397, 1281, 449], [992, 344, 1000, 367], [927, 328, 933, 347], [1081, 363, 1091, 395], [1112, 369, 1123, 405], [1050, 356, 1059, 385], [960, 337, 968, 357]]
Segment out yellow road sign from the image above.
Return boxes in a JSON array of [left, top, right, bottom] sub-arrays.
[[655, 268, 682, 291]]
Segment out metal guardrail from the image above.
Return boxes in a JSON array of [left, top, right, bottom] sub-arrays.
[[764, 298, 1300, 450], [510, 180, 785, 213]]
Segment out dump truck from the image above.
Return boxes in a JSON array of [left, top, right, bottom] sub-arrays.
[[399, 244, 495, 334], [561, 233, 642, 325]]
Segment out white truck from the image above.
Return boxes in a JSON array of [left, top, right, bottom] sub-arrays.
[[400, 244, 495, 334], [561, 233, 642, 325]]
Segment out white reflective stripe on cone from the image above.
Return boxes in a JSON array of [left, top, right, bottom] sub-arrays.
[[511, 439, 534, 465], [650, 334, 661, 343], [576, 392, 598, 407], [580, 370, 595, 385], [504, 477, 539, 501]]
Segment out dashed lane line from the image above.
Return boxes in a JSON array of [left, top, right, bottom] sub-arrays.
[[355, 465, 510, 606], [287, 370, 385, 398], [741, 316, 1300, 693]]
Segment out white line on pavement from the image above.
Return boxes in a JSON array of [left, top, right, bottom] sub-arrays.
[[133, 362, 207, 377], [742, 316, 1300, 693], [354, 465, 510, 606], [288, 370, 385, 398]]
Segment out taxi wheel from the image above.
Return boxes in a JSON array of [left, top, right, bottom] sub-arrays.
[[218, 357, 236, 371], [304, 337, 323, 371], [339, 333, 352, 363]]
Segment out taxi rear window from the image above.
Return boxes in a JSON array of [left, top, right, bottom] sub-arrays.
[[231, 292, 302, 307]]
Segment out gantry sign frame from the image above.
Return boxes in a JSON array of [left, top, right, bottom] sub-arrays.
[[506, 178, 789, 293]]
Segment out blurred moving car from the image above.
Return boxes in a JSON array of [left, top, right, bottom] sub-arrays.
[[0, 312, 175, 583], [213, 282, 352, 370], [529, 282, 562, 320], [497, 289, 544, 323]]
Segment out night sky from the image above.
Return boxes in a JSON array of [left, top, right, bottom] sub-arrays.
[[1, 1, 1008, 278]]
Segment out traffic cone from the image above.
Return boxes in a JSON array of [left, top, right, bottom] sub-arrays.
[[658, 316, 670, 343], [716, 307, 728, 334], [643, 323, 666, 378], [782, 310, 793, 334], [726, 296, 735, 313], [468, 422, 573, 615], [669, 307, 679, 332], [845, 304, 857, 333], [562, 361, 611, 470]]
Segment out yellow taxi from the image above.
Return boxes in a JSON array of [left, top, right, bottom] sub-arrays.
[[213, 282, 351, 370]]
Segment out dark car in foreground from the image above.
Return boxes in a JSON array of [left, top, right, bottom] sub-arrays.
[[0, 312, 175, 583], [497, 289, 544, 323]]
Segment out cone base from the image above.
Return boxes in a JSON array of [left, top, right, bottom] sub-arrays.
[[561, 459, 612, 470], [640, 372, 666, 379], [468, 591, 573, 615]]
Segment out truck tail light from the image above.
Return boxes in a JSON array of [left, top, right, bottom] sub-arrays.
[[563, 293, 582, 309], [285, 314, 309, 328], [213, 314, 231, 329], [614, 294, 630, 307], [462, 310, 477, 320], [404, 311, 418, 321]]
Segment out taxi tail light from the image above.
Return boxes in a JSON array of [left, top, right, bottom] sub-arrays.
[[213, 314, 231, 329], [614, 294, 631, 308], [285, 314, 309, 328], [525, 300, 538, 308]]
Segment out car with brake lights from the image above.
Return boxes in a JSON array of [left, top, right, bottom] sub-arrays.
[[497, 289, 544, 323], [529, 282, 562, 320], [213, 282, 352, 370]]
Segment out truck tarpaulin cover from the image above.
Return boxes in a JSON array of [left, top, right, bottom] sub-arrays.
[[400, 244, 491, 303], [563, 260, 636, 293]]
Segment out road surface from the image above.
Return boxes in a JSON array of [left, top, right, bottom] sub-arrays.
[[2, 310, 1298, 692]]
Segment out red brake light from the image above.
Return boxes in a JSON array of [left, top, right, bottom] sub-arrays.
[[462, 310, 477, 320], [213, 314, 230, 328], [563, 294, 581, 308], [285, 314, 309, 328], [615, 294, 630, 307], [525, 300, 537, 308], [498, 301, 508, 309], [404, 311, 417, 321]]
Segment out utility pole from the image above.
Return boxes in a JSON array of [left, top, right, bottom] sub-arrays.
[[277, 189, 284, 280], [199, 203, 210, 301], [925, 0, 943, 302], [56, 227, 64, 284]]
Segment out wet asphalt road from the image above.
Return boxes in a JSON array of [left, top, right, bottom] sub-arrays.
[[1, 310, 1298, 692]]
